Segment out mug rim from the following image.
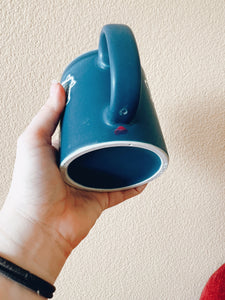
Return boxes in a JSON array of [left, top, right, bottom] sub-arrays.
[[60, 140, 169, 192]]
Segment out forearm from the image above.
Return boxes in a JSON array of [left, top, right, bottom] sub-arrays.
[[0, 205, 72, 299], [0, 276, 44, 300]]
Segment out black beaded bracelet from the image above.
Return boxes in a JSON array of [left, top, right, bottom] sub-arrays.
[[0, 256, 56, 298]]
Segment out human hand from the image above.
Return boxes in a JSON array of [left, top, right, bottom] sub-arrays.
[[0, 82, 146, 286]]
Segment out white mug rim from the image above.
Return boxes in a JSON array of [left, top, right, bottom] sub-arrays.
[[60, 140, 169, 192]]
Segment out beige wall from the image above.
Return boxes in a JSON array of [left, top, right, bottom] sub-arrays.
[[0, 0, 224, 299]]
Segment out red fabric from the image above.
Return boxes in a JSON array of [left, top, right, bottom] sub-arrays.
[[200, 264, 225, 300]]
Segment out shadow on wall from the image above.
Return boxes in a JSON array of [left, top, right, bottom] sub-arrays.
[[167, 94, 224, 189]]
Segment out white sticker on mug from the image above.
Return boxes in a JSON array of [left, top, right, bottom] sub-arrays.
[[61, 74, 76, 105]]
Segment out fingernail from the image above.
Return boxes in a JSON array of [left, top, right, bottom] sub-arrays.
[[136, 184, 146, 193], [50, 79, 59, 96]]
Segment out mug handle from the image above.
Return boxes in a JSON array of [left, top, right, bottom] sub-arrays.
[[98, 24, 141, 124]]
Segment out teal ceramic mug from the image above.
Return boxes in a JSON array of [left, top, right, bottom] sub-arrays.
[[60, 24, 169, 192]]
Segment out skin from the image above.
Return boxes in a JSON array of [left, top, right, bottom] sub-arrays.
[[0, 82, 146, 299]]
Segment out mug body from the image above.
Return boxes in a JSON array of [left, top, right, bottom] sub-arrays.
[[60, 52, 168, 191], [59, 24, 169, 192]]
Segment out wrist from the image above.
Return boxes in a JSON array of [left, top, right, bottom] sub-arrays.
[[0, 206, 72, 284]]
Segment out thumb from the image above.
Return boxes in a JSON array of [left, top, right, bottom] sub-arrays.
[[24, 81, 66, 146]]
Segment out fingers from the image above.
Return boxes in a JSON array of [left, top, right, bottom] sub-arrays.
[[23, 81, 66, 146], [106, 184, 147, 209]]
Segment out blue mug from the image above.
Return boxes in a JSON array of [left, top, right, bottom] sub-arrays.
[[60, 24, 169, 192]]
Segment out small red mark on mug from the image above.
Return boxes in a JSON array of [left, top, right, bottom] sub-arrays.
[[114, 126, 128, 135]]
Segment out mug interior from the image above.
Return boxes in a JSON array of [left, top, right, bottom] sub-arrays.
[[66, 146, 162, 190]]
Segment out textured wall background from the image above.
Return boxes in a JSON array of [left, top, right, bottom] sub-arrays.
[[0, 0, 224, 299]]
